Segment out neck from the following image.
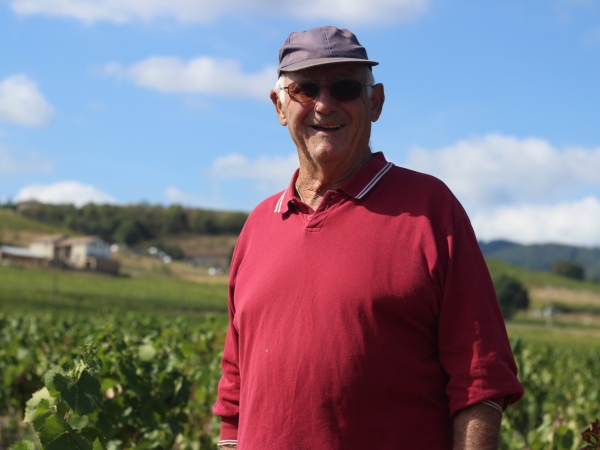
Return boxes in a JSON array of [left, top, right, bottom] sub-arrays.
[[295, 150, 373, 210]]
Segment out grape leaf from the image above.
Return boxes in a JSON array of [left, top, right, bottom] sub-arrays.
[[553, 426, 574, 450], [48, 369, 104, 415], [67, 414, 91, 431], [43, 366, 66, 397], [8, 441, 35, 450], [138, 344, 157, 361], [581, 419, 600, 450], [24, 387, 53, 419], [24, 398, 52, 432], [83, 343, 102, 375], [24, 388, 54, 430], [38, 414, 93, 450]]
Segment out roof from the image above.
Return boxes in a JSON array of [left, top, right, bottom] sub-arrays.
[[16, 200, 44, 211], [0, 245, 47, 259], [30, 234, 67, 244], [56, 236, 106, 247]]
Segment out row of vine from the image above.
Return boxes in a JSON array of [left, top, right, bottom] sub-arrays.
[[1, 312, 599, 449]]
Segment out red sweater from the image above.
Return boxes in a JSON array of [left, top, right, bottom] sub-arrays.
[[213, 153, 523, 449]]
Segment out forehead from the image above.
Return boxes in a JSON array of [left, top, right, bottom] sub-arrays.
[[284, 63, 368, 82]]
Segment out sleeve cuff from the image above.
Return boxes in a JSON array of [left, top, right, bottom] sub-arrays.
[[481, 396, 504, 414], [220, 416, 239, 442]]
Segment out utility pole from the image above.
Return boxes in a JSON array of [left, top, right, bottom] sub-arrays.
[[52, 264, 58, 308], [1, 209, 8, 245], [545, 284, 553, 328]]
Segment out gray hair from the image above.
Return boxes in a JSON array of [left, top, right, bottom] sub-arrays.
[[275, 66, 375, 104]]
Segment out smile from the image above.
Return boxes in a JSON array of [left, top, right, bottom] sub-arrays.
[[311, 125, 343, 131]]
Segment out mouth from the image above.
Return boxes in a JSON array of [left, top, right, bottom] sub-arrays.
[[311, 124, 343, 132]]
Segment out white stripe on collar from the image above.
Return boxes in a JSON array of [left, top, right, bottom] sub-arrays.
[[274, 191, 286, 213], [355, 162, 393, 199]]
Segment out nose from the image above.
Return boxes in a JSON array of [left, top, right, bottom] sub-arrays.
[[313, 85, 338, 114]]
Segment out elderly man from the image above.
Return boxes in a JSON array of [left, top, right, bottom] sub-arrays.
[[213, 26, 523, 449]]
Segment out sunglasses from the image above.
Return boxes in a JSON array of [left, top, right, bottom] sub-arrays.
[[282, 80, 373, 103]]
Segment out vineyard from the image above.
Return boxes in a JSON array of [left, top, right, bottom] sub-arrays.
[[1, 263, 600, 449], [1, 312, 226, 449], [1, 312, 599, 449]]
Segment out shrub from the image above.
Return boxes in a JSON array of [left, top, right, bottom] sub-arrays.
[[551, 259, 586, 281], [493, 274, 530, 319]]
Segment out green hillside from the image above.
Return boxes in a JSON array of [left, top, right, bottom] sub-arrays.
[[8, 202, 248, 246], [0, 208, 76, 239], [481, 240, 600, 280], [486, 257, 600, 292], [0, 208, 77, 248]]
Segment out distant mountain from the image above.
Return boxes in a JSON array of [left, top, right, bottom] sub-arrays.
[[479, 240, 600, 281]]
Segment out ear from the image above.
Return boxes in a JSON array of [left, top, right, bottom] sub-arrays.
[[270, 89, 288, 126], [369, 83, 385, 123]]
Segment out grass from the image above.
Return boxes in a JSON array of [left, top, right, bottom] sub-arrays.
[[486, 257, 600, 292], [3, 249, 600, 349], [487, 257, 600, 346], [0, 208, 75, 237], [506, 321, 600, 348], [0, 264, 228, 316], [0, 209, 77, 248], [113, 250, 230, 285]]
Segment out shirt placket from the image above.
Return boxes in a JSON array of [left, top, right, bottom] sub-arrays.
[[303, 190, 342, 231]]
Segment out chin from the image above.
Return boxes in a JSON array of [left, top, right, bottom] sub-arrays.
[[308, 145, 348, 162]]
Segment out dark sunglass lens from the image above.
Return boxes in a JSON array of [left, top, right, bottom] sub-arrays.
[[331, 80, 362, 101], [288, 82, 320, 102]]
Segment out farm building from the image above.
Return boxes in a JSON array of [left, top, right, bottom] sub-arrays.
[[29, 234, 66, 260], [28, 235, 120, 275], [0, 245, 47, 266], [55, 236, 119, 274]]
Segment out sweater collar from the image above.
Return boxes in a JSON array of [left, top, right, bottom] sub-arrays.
[[274, 152, 393, 214]]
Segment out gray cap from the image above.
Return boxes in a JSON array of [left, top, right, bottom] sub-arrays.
[[277, 26, 379, 77]]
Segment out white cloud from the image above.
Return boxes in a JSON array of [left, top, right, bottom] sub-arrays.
[[0, 75, 54, 127], [211, 153, 297, 184], [106, 57, 276, 99], [164, 186, 208, 206], [0, 144, 53, 174], [14, 181, 116, 206], [406, 134, 600, 210], [10, 0, 429, 25], [472, 196, 600, 247], [286, 0, 429, 24]]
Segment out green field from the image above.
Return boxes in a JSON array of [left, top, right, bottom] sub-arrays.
[[3, 259, 600, 342], [0, 264, 228, 316], [2, 260, 600, 449]]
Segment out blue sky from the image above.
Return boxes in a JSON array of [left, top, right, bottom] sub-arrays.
[[1, 0, 599, 246]]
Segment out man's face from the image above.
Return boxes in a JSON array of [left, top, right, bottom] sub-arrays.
[[270, 63, 384, 169]]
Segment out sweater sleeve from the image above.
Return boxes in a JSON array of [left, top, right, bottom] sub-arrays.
[[212, 260, 241, 442], [436, 199, 524, 417]]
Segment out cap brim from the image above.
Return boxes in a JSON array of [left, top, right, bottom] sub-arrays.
[[279, 57, 379, 75]]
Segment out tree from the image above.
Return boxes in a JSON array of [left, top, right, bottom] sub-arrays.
[[113, 219, 142, 245], [162, 205, 189, 235], [162, 243, 185, 260], [493, 274, 530, 320], [551, 259, 585, 281], [217, 212, 248, 234]]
